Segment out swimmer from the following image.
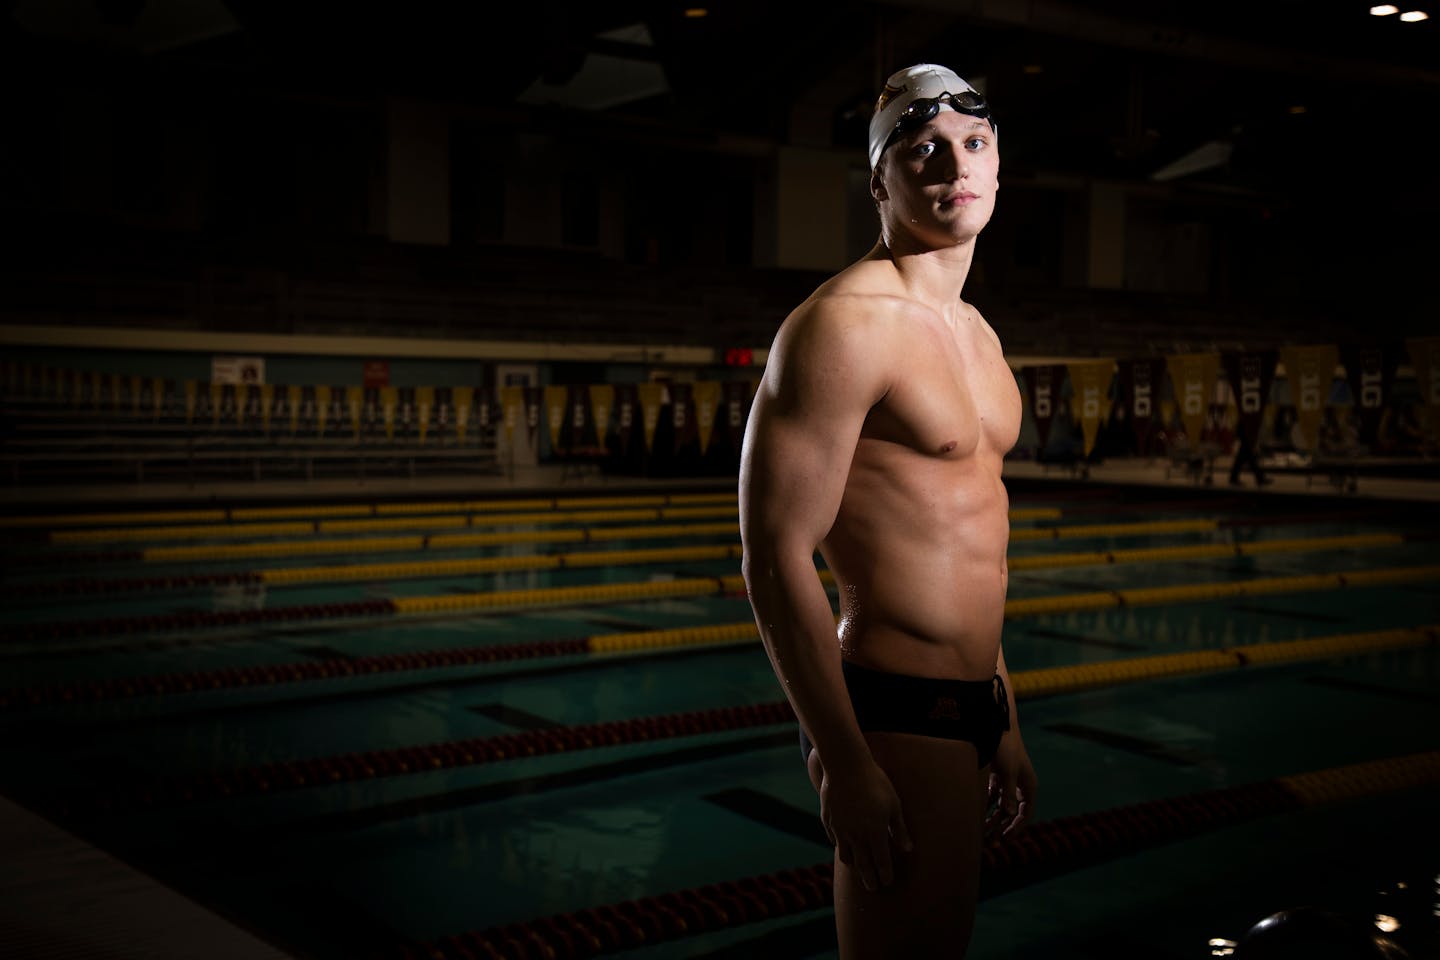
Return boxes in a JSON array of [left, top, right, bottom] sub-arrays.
[[739, 63, 1037, 958]]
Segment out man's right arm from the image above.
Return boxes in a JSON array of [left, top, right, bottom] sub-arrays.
[[738, 299, 912, 890]]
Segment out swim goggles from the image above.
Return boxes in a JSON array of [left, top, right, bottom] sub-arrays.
[[880, 90, 995, 156]]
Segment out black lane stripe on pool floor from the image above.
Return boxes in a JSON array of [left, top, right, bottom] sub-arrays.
[[467, 704, 562, 730], [1042, 722, 1216, 767], [132, 731, 801, 862], [704, 788, 829, 847], [1302, 675, 1439, 704]]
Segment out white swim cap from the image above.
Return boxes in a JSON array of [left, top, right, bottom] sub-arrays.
[[867, 63, 991, 170]]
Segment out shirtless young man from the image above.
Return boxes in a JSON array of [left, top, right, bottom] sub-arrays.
[[739, 64, 1038, 958]]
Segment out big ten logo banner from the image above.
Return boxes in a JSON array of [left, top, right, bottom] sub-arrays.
[[588, 385, 614, 451], [1065, 360, 1115, 457], [1221, 351, 1277, 440], [1279, 345, 1340, 451], [724, 380, 753, 451], [636, 382, 665, 453], [1020, 365, 1067, 449], [1164, 353, 1221, 446], [1117, 359, 1163, 454], [543, 385, 569, 452], [1341, 344, 1402, 445]]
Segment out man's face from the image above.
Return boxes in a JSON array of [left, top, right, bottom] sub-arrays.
[[873, 110, 999, 247]]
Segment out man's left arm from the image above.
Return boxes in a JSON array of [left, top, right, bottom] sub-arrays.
[[986, 642, 1037, 837]]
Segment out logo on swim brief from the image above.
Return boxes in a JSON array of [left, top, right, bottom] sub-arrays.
[[928, 696, 963, 721]]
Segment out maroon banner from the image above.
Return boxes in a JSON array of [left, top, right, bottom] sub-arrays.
[[668, 382, 697, 453], [1020, 365, 1067, 450], [1115, 358, 1167, 455], [613, 383, 638, 455], [1220, 350, 1277, 439], [724, 380, 752, 453], [1340, 343, 1402, 445]]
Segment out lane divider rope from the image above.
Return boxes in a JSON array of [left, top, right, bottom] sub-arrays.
[[4, 531, 1407, 599], [6, 564, 1438, 644], [44, 625, 1437, 809]]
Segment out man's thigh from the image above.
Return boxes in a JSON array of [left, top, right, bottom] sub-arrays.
[[833, 731, 988, 959]]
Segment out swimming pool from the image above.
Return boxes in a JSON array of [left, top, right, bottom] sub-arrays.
[[2, 482, 1437, 959]]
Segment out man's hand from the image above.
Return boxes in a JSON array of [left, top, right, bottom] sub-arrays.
[[985, 733, 1037, 839], [820, 760, 913, 892]]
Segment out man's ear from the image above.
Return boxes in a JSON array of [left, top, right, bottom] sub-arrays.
[[870, 169, 887, 202]]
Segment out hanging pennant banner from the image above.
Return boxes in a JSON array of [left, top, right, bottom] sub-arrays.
[[1111, 358, 1169, 457], [415, 386, 434, 444], [1064, 360, 1114, 457], [669, 381, 696, 453], [1164, 353, 1221, 447], [500, 385, 523, 444], [452, 386, 472, 443], [544, 385, 569, 452], [346, 386, 363, 438], [614, 383, 638, 454], [589, 384, 614, 451], [724, 380, 752, 452], [183, 380, 198, 424], [152, 378, 167, 421], [314, 385, 332, 436], [523, 386, 543, 447], [1279, 345, 1339, 451], [475, 387, 493, 430], [1405, 337, 1440, 409], [1220, 350, 1277, 440], [637, 382, 665, 453], [1020, 365, 1066, 450], [288, 385, 305, 435], [1340, 343, 1401, 445], [693, 380, 723, 454], [379, 386, 398, 440]]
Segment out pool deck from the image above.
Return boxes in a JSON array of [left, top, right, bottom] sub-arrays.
[[0, 795, 299, 960]]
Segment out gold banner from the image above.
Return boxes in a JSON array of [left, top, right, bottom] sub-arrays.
[[346, 386, 363, 438], [379, 386, 398, 440], [288, 385, 304, 435], [589, 384, 614, 450], [637, 382, 665, 453], [452, 386, 472, 443], [1164, 354, 1220, 447], [210, 382, 224, 426], [544, 385, 568, 452], [1065, 360, 1114, 457], [415, 386, 434, 444], [1279, 345, 1339, 451], [152, 377, 166, 420], [693, 380, 722, 454]]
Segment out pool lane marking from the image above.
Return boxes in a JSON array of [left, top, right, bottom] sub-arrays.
[[383, 749, 1440, 960], [8, 530, 1411, 599], [702, 788, 834, 847], [1040, 722, 1216, 767], [46, 624, 1439, 812]]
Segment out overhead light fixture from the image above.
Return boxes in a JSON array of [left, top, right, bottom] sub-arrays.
[[1399, 9, 1429, 19], [1369, 4, 1399, 14], [1288, 105, 1307, 114], [684, 7, 709, 16]]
